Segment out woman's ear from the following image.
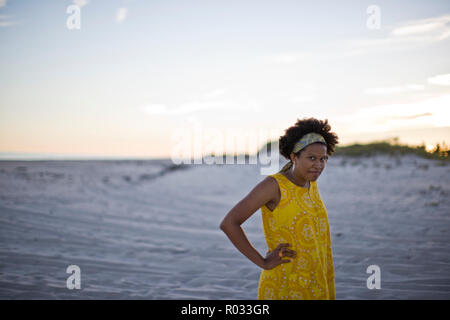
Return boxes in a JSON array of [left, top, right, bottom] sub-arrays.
[[289, 152, 295, 163], [290, 151, 301, 163]]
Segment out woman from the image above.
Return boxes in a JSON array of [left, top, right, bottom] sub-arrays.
[[220, 117, 339, 300]]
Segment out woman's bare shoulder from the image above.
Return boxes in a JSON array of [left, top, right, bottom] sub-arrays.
[[252, 175, 279, 200], [261, 175, 279, 187]]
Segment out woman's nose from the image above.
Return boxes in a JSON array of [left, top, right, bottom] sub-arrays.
[[314, 161, 324, 169]]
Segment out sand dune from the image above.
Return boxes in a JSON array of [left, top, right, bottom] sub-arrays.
[[0, 155, 449, 299]]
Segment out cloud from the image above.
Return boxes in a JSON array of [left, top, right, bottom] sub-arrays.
[[335, 94, 450, 134], [0, 1, 20, 27], [203, 88, 227, 99], [427, 73, 450, 86], [264, 53, 300, 64], [338, 14, 450, 58], [116, 7, 128, 23], [364, 84, 425, 95], [390, 14, 450, 40], [0, 14, 18, 27], [142, 104, 169, 115], [392, 112, 432, 120], [261, 14, 450, 64], [289, 95, 315, 103], [142, 99, 261, 116], [73, 0, 88, 7], [143, 101, 239, 116], [391, 21, 445, 37], [285, 83, 317, 103], [260, 52, 313, 65], [142, 87, 262, 116]]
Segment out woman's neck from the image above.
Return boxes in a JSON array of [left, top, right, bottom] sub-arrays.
[[286, 169, 309, 188]]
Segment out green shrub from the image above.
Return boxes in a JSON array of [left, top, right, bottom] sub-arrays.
[[334, 139, 449, 161], [259, 138, 449, 161]]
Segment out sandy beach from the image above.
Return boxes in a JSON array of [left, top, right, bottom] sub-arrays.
[[0, 154, 449, 299]]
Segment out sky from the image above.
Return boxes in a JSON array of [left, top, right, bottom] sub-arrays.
[[0, 0, 450, 159]]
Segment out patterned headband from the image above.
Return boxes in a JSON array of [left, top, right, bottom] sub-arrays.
[[292, 132, 326, 154]]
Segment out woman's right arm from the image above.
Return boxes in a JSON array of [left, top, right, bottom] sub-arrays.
[[219, 176, 295, 270]]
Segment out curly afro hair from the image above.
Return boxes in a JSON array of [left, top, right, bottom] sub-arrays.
[[279, 117, 339, 160]]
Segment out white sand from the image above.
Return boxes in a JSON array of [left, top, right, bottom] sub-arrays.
[[0, 155, 449, 299]]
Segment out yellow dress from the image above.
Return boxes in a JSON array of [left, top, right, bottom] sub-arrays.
[[257, 172, 336, 300]]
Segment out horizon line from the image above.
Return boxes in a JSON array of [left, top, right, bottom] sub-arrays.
[[1, 138, 448, 161]]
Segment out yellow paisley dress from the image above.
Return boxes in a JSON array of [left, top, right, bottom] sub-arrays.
[[257, 172, 335, 300]]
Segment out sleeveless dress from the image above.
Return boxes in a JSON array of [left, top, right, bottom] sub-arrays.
[[257, 172, 336, 300]]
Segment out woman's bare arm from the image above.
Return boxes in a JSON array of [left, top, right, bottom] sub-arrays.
[[220, 176, 295, 270]]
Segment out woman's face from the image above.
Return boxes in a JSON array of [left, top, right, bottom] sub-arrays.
[[290, 143, 328, 182]]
